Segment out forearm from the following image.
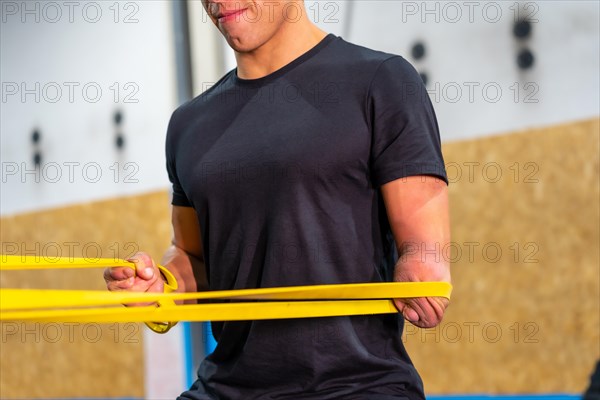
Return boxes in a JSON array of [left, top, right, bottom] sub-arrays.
[[393, 222, 452, 285], [382, 176, 451, 282], [161, 244, 208, 304]]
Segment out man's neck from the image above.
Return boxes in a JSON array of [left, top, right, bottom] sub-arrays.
[[235, 20, 327, 80]]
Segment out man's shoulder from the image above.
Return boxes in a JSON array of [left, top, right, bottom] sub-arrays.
[[318, 36, 410, 81], [174, 70, 236, 116], [332, 37, 398, 62], [165, 71, 234, 142]]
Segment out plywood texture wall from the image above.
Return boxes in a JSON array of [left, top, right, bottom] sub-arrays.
[[405, 118, 600, 394], [0, 192, 172, 399], [0, 119, 598, 397]]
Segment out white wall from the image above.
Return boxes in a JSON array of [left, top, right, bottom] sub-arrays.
[[344, 0, 599, 141], [0, 1, 178, 216], [213, 1, 599, 142]]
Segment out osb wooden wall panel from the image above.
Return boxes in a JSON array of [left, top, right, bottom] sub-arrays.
[[404, 118, 600, 394], [0, 191, 172, 399], [1, 119, 598, 397]]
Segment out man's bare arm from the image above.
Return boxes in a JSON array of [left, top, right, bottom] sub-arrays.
[[163, 206, 208, 301], [104, 206, 207, 304], [380, 175, 451, 328]]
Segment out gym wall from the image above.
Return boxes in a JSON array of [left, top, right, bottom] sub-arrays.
[[1, 117, 597, 398]]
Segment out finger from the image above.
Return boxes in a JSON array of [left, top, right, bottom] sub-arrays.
[[408, 298, 432, 326], [404, 307, 420, 323], [394, 293, 450, 328], [412, 297, 448, 328], [106, 276, 135, 291], [428, 296, 449, 322], [103, 266, 134, 282], [108, 271, 157, 294], [417, 298, 438, 327], [122, 273, 165, 307], [393, 299, 420, 323], [128, 252, 156, 281]]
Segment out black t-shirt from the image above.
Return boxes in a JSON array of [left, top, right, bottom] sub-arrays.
[[168, 34, 447, 400]]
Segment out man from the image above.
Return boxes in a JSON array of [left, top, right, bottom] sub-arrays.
[[105, 0, 451, 398]]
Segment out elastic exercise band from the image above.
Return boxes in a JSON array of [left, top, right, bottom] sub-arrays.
[[0, 256, 452, 325]]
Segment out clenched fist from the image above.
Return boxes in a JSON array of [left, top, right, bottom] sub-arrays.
[[104, 252, 165, 306]]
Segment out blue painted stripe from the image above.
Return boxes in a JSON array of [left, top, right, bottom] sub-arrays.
[[204, 321, 217, 355], [428, 395, 581, 398], [182, 321, 194, 389]]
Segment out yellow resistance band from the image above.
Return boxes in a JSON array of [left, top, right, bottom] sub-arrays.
[[0, 255, 452, 324]]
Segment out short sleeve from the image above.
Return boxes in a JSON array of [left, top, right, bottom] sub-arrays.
[[368, 56, 448, 187], [165, 110, 193, 207]]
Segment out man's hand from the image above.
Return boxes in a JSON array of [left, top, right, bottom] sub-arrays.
[[393, 260, 451, 328], [103, 252, 164, 306]]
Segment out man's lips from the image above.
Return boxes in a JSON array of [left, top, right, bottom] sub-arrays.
[[215, 8, 248, 22]]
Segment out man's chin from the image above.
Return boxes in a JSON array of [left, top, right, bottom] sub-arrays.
[[224, 35, 260, 54]]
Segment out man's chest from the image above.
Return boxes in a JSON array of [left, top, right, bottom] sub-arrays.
[[175, 91, 371, 199]]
